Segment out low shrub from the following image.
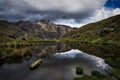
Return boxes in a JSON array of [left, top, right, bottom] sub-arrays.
[[76, 67, 83, 75]]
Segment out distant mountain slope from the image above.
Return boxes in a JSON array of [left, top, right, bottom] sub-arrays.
[[0, 20, 73, 42], [64, 14, 120, 44]]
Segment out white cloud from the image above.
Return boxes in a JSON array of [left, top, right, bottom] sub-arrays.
[[88, 7, 120, 22], [54, 19, 84, 28], [0, 0, 107, 21], [81, 7, 120, 26], [55, 7, 120, 27], [0, 0, 120, 28]]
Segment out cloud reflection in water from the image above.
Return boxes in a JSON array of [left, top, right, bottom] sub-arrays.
[[54, 49, 111, 69]]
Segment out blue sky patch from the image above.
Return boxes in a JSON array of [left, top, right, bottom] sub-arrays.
[[105, 0, 120, 8]]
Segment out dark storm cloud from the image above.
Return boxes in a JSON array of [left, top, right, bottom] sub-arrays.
[[25, 10, 94, 22], [0, 0, 107, 21]]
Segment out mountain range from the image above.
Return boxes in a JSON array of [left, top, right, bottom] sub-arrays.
[[0, 20, 73, 42], [0, 14, 120, 45]]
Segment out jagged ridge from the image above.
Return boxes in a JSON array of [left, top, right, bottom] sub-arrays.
[[0, 20, 73, 42]]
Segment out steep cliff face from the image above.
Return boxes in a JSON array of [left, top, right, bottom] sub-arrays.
[[0, 20, 73, 42], [35, 20, 73, 39]]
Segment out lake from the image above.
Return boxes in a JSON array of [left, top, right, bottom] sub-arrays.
[[0, 43, 120, 80]]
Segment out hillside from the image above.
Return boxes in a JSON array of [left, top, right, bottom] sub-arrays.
[[64, 14, 120, 45], [0, 20, 73, 43]]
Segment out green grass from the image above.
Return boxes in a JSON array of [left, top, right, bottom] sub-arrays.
[[76, 67, 83, 75], [0, 47, 32, 59], [90, 38, 103, 44], [105, 57, 120, 68], [74, 75, 113, 80], [64, 14, 120, 46], [92, 71, 101, 78], [0, 43, 36, 48], [111, 68, 120, 80], [105, 57, 120, 80]]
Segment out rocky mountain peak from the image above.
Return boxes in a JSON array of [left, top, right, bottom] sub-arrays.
[[0, 19, 74, 42]]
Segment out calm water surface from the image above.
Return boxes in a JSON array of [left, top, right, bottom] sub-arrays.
[[0, 43, 119, 80]]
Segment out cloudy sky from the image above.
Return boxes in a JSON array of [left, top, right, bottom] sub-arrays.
[[0, 0, 120, 27]]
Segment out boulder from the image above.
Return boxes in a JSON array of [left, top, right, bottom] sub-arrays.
[[22, 34, 28, 40], [29, 59, 43, 70], [98, 28, 114, 36]]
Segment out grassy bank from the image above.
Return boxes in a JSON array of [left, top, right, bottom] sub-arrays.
[[0, 39, 62, 48], [59, 38, 120, 47], [74, 75, 113, 80], [0, 37, 120, 47]]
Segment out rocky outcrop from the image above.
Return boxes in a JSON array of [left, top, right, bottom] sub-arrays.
[[35, 20, 73, 39], [0, 20, 73, 41], [98, 28, 114, 36], [22, 34, 28, 40]]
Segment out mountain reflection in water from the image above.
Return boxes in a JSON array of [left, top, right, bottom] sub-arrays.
[[0, 43, 119, 80]]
